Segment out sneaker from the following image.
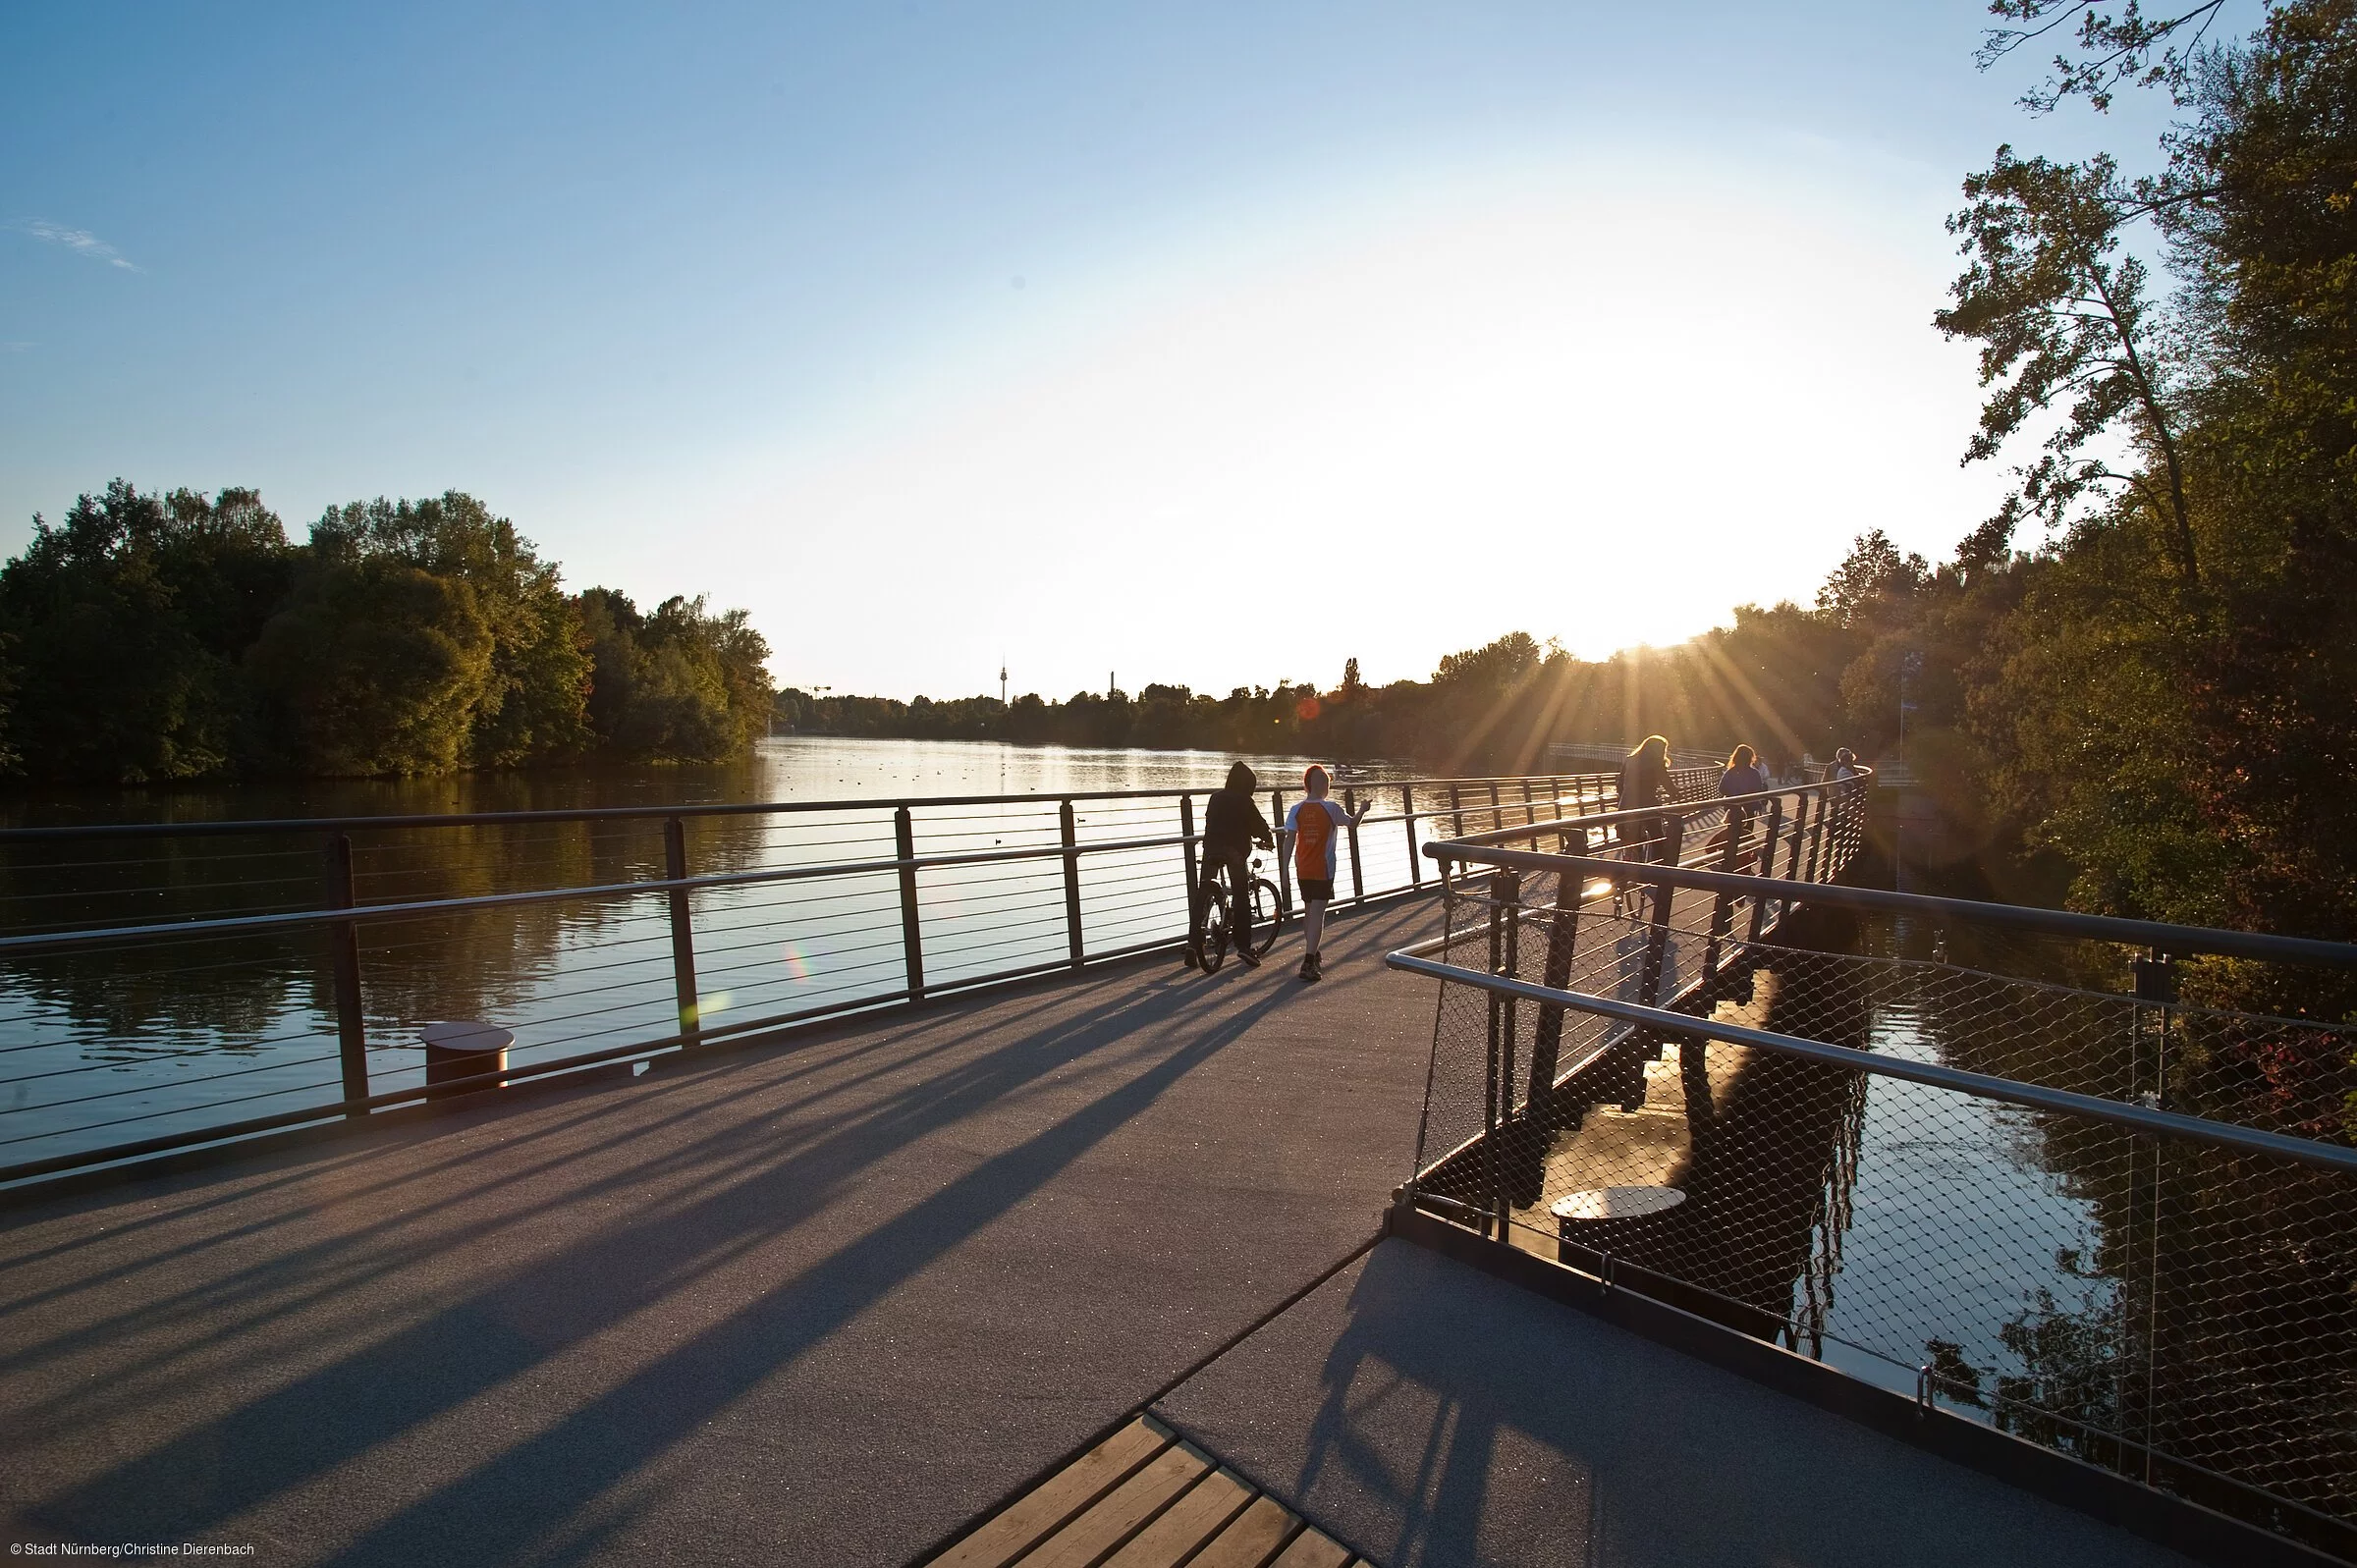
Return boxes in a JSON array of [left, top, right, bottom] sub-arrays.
[[1300, 952, 1322, 983], [1238, 946, 1261, 969], [1183, 946, 1202, 971]]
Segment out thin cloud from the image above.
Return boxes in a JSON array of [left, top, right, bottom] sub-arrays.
[[18, 220, 138, 271]]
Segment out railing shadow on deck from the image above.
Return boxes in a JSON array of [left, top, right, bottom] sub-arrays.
[[14, 963, 1318, 1561]]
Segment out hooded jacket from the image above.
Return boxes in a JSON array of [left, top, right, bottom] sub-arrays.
[[1202, 762, 1274, 859]]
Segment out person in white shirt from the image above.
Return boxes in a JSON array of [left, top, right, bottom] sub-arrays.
[[1282, 765, 1370, 983]]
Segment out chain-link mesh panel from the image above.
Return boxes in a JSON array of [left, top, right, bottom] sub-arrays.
[[1407, 856, 2357, 1554]]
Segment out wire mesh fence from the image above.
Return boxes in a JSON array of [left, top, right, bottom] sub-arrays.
[[0, 767, 1705, 1184], [1395, 843, 2357, 1558]]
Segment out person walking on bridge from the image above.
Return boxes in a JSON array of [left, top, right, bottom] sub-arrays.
[[1187, 761, 1274, 969], [1284, 764, 1370, 983], [1719, 743, 1769, 871], [1617, 734, 1675, 864]]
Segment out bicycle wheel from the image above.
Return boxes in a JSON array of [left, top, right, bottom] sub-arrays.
[[1244, 878, 1282, 959], [1199, 876, 1230, 973]]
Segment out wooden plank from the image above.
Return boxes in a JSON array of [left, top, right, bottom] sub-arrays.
[[1015, 1441, 1214, 1568], [1268, 1530, 1354, 1568], [931, 1419, 1174, 1568], [1101, 1468, 1255, 1568], [1187, 1495, 1301, 1568]]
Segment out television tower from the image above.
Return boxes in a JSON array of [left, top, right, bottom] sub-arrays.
[[999, 657, 1008, 707]]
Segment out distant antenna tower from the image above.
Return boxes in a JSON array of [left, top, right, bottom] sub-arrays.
[[1000, 657, 1008, 707], [1109, 670, 1116, 700]]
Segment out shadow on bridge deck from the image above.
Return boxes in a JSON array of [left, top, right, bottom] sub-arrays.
[[1156, 1238, 2202, 1568], [0, 898, 1444, 1567]]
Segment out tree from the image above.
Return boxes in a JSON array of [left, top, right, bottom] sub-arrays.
[[310, 494, 590, 765], [1937, 151, 2200, 588], [0, 481, 295, 782], [246, 559, 494, 776], [577, 589, 773, 760]]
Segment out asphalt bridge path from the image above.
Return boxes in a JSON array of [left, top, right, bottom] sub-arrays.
[[0, 897, 1445, 1568]]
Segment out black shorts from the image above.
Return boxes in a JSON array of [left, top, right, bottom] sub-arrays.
[[1299, 878, 1335, 901]]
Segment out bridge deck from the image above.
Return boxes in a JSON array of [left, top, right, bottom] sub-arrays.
[[0, 887, 2200, 1567]]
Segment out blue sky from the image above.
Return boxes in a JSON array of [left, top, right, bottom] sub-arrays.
[[2, 3, 2171, 699]]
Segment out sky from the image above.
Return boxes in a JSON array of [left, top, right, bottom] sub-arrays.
[[1, 3, 2177, 700]]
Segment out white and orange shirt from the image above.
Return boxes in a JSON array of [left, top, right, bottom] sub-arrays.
[[1286, 797, 1352, 882]]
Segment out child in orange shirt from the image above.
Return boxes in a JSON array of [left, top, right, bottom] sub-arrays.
[[1283, 765, 1370, 982]]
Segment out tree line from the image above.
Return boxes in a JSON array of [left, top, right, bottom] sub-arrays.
[[0, 483, 773, 781], [776, 605, 1869, 782]]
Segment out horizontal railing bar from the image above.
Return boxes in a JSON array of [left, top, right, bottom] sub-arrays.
[[1420, 843, 2357, 970], [0, 769, 1620, 844], [0, 829, 1225, 955], [1383, 950, 2357, 1175]]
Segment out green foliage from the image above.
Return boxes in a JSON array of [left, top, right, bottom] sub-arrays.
[[0, 481, 294, 783], [247, 558, 495, 777], [307, 493, 591, 766], [579, 589, 773, 761], [0, 482, 768, 780]]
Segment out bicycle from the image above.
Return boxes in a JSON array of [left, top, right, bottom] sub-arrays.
[[1196, 853, 1283, 973]]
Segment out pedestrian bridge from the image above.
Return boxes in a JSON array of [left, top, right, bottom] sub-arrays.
[[0, 771, 2350, 1567]]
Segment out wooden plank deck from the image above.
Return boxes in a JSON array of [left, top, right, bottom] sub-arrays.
[[929, 1417, 1370, 1568]]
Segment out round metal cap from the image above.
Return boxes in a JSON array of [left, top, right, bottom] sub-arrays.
[[1550, 1185, 1686, 1221], [418, 1019, 516, 1054]]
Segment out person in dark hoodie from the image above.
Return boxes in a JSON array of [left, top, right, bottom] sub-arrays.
[[1187, 761, 1275, 969]]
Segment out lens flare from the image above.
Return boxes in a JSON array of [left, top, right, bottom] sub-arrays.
[[780, 945, 812, 982]]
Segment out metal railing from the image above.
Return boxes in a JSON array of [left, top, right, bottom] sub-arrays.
[[0, 764, 1746, 1186], [1388, 839, 2357, 1558]]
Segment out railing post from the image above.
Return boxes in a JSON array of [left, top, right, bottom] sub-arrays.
[[1343, 787, 1365, 904], [1747, 797, 1784, 945], [1178, 793, 1200, 936], [1530, 841, 1581, 1109], [1521, 778, 1537, 827], [1701, 803, 1746, 991], [1633, 840, 1676, 1075], [895, 805, 925, 1001], [664, 816, 701, 1041], [1400, 784, 1420, 887], [324, 835, 369, 1114], [1776, 789, 1813, 930], [1485, 870, 1509, 1239], [1059, 798, 1084, 969], [1488, 782, 1502, 835], [1451, 784, 1465, 838], [1270, 788, 1292, 916], [1805, 790, 1828, 885]]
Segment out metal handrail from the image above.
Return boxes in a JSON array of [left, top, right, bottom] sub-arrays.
[[0, 768, 1646, 844], [1419, 842, 2357, 971], [0, 828, 1207, 956], [1382, 951, 2357, 1175]]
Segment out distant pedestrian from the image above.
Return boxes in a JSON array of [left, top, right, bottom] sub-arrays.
[[1718, 743, 1770, 869], [1285, 765, 1370, 983], [1832, 747, 1860, 782], [1187, 761, 1274, 969], [1721, 744, 1767, 801], [1617, 734, 1675, 863]]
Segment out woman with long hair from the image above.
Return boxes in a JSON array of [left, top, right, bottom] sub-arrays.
[[1617, 734, 1674, 863]]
